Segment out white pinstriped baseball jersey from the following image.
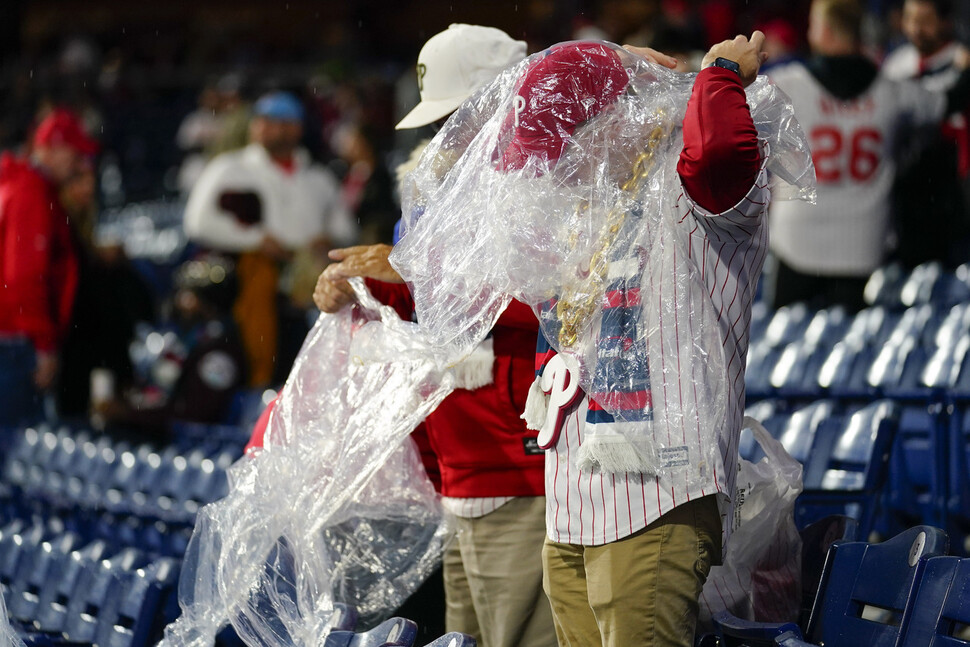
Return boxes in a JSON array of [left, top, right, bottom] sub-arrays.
[[767, 62, 945, 276], [544, 160, 770, 546]]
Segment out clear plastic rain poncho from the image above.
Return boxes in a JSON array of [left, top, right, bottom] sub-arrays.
[[160, 283, 455, 647], [391, 41, 814, 484], [162, 40, 814, 647]]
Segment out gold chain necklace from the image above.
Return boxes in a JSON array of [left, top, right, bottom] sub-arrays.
[[555, 120, 670, 348]]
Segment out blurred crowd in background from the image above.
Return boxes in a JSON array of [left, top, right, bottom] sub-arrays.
[[0, 0, 968, 443]]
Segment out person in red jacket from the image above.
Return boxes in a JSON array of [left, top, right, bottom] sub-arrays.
[[0, 109, 96, 427], [313, 25, 561, 647]]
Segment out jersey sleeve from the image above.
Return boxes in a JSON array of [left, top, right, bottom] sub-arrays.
[[677, 66, 762, 214], [183, 156, 266, 252]]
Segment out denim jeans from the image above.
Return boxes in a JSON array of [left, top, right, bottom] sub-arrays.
[[0, 337, 45, 427]]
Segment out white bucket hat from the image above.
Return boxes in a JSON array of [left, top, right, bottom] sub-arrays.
[[395, 24, 527, 130]]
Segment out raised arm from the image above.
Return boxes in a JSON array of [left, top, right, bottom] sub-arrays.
[[678, 32, 766, 213]]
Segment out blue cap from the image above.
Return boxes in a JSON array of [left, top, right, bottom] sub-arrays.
[[252, 92, 304, 122]]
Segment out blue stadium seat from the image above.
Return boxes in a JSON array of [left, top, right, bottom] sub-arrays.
[[899, 557, 970, 647], [746, 338, 785, 401], [29, 539, 110, 634], [746, 304, 814, 399], [862, 263, 906, 308], [867, 305, 938, 397], [896, 262, 947, 309], [897, 555, 970, 646], [325, 604, 360, 635], [770, 308, 849, 398], [792, 400, 897, 536], [99, 557, 180, 647], [713, 525, 948, 647], [5, 532, 82, 622], [797, 515, 859, 630], [815, 306, 902, 397], [323, 617, 419, 647], [0, 523, 46, 593], [884, 403, 949, 538], [775, 400, 838, 467]]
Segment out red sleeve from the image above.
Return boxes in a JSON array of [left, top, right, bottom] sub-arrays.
[[364, 278, 415, 321], [2, 187, 58, 351], [678, 66, 761, 214]]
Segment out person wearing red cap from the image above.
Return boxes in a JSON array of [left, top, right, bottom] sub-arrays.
[[0, 108, 97, 426], [500, 36, 768, 646]]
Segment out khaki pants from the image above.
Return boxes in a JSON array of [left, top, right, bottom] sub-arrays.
[[542, 495, 722, 647], [444, 496, 557, 647]]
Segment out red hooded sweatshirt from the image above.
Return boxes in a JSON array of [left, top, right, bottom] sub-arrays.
[[0, 153, 79, 352]]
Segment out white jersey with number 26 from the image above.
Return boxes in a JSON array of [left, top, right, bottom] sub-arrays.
[[767, 62, 945, 276]]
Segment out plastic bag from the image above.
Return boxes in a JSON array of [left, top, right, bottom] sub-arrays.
[[391, 40, 815, 485], [699, 416, 804, 628], [0, 592, 25, 647], [160, 279, 455, 647]]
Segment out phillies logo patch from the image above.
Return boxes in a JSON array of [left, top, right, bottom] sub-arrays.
[[416, 63, 427, 92], [513, 95, 526, 127], [536, 354, 582, 449]]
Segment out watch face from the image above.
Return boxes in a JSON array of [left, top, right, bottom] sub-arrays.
[[714, 57, 741, 76]]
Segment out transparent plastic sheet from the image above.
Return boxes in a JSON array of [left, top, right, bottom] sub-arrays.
[[160, 279, 455, 647], [699, 417, 803, 629], [391, 41, 814, 485], [0, 592, 25, 647]]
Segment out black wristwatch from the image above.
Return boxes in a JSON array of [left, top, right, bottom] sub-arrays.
[[711, 57, 741, 77]]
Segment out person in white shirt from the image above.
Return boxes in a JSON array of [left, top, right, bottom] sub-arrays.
[[184, 91, 356, 385], [766, 0, 969, 311]]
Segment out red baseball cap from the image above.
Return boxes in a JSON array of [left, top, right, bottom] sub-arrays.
[[33, 109, 100, 155], [500, 42, 629, 172]]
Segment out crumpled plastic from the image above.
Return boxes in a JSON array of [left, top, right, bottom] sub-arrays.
[[391, 40, 814, 485], [0, 592, 25, 647], [160, 280, 455, 647], [699, 416, 804, 627]]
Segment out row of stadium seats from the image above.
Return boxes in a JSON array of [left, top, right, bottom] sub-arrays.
[[0, 519, 179, 647], [742, 396, 970, 551], [746, 300, 970, 400], [0, 425, 241, 557], [706, 524, 970, 647]]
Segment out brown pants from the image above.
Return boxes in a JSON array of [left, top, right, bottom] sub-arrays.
[[542, 495, 722, 647], [443, 497, 557, 647], [233, 252, 278, 387]]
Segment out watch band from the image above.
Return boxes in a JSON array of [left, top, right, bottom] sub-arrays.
[[712, 57, 742, 77]]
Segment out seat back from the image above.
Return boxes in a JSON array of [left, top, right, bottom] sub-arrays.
[[798, 515, 859, 629], [323, 617, 419, 647], [795, 400, 897, 535], [806, 525, 948, 647], [898, 556, 970, 646]]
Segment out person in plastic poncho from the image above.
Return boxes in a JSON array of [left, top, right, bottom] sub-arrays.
[[314, 25, 557, 647], [511, 36, 771, 646]]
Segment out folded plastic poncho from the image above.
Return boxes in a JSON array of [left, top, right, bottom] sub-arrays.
[[391, 40, 814, 483], [160, 281, 455, 647]]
